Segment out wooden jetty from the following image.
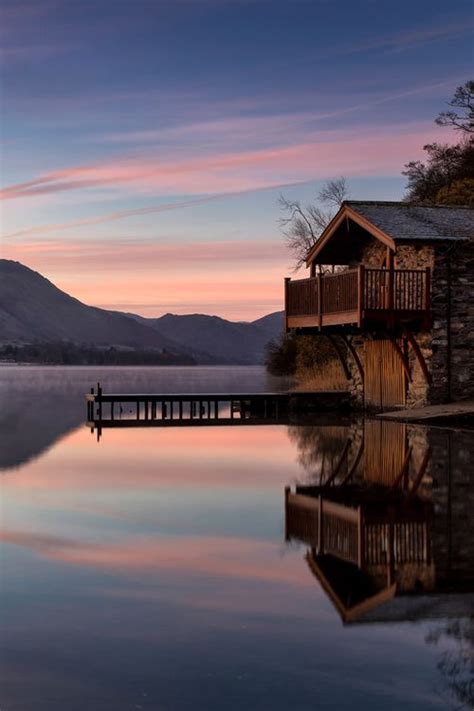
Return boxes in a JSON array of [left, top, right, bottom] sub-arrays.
[[86, 383, 349, 435]]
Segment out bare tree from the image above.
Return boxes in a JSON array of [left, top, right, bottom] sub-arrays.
[[435, 80, 474, 134], [279, 177, 349, 270]]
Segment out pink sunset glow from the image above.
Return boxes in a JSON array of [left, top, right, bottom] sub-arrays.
[[1, 123, 447, 202]]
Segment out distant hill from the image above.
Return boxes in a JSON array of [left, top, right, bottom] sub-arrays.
[[0, 260, 284, 364], [133, 311, 285, 364]]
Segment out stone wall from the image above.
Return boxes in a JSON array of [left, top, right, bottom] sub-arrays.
[[430, 240, 474, 402], [346, 236, 474, 407]]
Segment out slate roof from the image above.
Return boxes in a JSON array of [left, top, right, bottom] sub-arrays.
[[345, 201, 474, 242]]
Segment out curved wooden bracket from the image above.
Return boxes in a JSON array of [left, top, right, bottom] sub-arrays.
[[323, 439, 351, 487], [404, 329, 432, 385], [340, 335, 364, 383], [340, 436, 364, 486], [389, 338, 412, 383], [325, 335, 351, 381]]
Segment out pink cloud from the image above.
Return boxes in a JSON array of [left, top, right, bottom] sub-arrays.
[[1, 122, 449, 207]]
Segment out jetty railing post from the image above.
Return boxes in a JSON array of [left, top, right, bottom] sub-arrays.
[[88, 387, 94, 421], [97, 382, 102, 421]]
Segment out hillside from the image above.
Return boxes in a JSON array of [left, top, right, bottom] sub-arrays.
[[0, 260, 284, 363], [0, 260, 181, 352]]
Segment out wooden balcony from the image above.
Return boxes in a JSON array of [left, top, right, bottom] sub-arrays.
[[285, 266, 431, 332]]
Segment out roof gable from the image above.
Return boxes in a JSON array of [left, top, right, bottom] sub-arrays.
[[306, 201, 474, 266]]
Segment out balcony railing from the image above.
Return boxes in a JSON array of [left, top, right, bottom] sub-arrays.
[[285, 266, 430, 330]]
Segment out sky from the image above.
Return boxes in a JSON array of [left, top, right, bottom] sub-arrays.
[[1, 0, 473, 319]]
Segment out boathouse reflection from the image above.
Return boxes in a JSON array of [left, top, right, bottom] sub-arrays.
[[285, 420, 474, 621], [285, 420, 474, 707]]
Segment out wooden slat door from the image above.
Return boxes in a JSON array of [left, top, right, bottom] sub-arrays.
[[365, 339, 406, 409], [364, 420, 407, 485]]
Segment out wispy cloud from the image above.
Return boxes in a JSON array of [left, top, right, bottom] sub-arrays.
[[2, 121, 448, 240], [5, 238, 287, 268], [286, 20, 474, 68]]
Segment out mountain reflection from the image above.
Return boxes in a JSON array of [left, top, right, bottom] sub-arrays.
[[285, 420, 474, 709]]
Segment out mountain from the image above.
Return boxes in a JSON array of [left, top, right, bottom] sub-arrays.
[[0, 260, 284, 363], [134, 311, 285, 364], [0, 260, 182, 352]]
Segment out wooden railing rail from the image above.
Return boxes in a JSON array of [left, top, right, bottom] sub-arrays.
[[285, 267, 430, 324]]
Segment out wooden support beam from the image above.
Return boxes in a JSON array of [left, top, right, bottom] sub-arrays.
[[324, 439, 351, 487], [340, 437, 364, 486], [326, 335, 352, 381], [404, 329, 432, 385], [390, 446, 412, 490], [340, 335, 364, 383]]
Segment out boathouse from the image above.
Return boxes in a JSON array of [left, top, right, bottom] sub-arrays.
[[284, 201, 474, 409]]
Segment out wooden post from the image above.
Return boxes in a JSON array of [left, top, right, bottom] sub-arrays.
[[387, 506, 395, 585], [387, 249, 394, 328], [284, 277, 290, 333], [317, 275, 323, 330], [284, 486, 290, 541], [357, 506, 365, 568], [97, 382, 102, 421], [357, 265, 365, 328], [318, 497, 324, 554]]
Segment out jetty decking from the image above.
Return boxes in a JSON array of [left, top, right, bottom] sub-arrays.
[[86, 384, 349, 435]]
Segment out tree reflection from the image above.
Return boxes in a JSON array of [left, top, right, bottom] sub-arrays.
[[287, 424, 352, 483], [427, 618, 474, 710]]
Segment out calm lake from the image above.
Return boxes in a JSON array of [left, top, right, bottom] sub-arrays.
[[1, 366, 473, 711]]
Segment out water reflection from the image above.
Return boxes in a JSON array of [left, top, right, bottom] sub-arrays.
[[1, 367, 473, 710], [285, 419, 474, 708], [0, 365, 281, 470]]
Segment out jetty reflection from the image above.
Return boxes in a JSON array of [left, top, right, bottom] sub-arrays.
[[285, 420, 474, 623], [85, 383, 349, 439]]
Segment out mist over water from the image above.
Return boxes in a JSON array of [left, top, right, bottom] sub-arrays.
[[0, 366, 472, 711]]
